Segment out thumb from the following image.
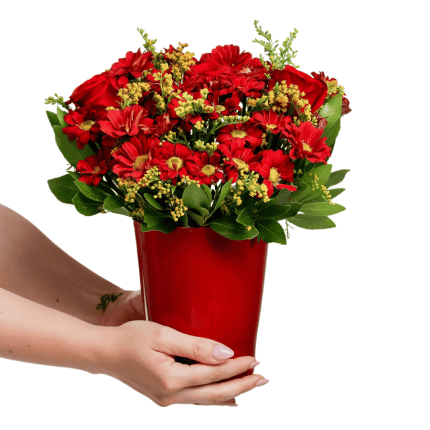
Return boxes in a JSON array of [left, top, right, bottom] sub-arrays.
[[159, 327, 235, 365]]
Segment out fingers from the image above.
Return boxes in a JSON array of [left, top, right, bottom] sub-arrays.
[[154, 326, 234, 365], [172, 373, 267, 405], [171, 355, 258, 388], [194, 398, 238, 407]]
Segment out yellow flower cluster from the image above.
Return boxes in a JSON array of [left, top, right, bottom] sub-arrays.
[[325, 79, 345, 99], [321, 184, 334, 205], [118, 81, 151, 106], [164, 43, 196, 82], [195, 140, 217, 156], [307, 173, 334, 205], [173, 92, 214, 118], [129, 207, 145, 220], [168, 196, 187, 222]]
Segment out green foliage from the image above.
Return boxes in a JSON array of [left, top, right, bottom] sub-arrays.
[[326, 170, 349, 188], [47, 175, 79, 204], [211, 179, 232, 215], [253, 20, 299, 71], [143, 205, 170, 228], [255, 219, 286, 245], [300, 202, 345, 216], [104, 195, 128, 216], [329, 188, 345, 199], [288, 214, 336, 230], [209, 216, 259, 240], [323, 119, 341, 148], [143, 193, 165, 210], [72, 193, 102, 216], [46, 111, 60, 127], [53, 125, 93, 167], [236, 199, 256, 226], [320, 94, 342, 129], [74, 180, 106, 202], [182, 183, 210, 218]]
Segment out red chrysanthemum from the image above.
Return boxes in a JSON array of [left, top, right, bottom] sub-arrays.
[[152, 142, 193, 185], [109, 49, 154, 85], [249, 110, 292, 136], [76, 148, 111, 186], [63, 108, 105, 149], [218, 142, 261, 183], [112, 135, 159, 180], [219, 75, 265, 98], [200, 45, 252, 71], [149, 113, 178, 138], [185, 151, 224, 185], [99, 105, 154, 138], [269, 66, 328, 113], [288, 121, 331, 164], [205, 90, 241, 120], [217, 122, 263, 149], [254, 149, 296, 197], [236, 57, 268, 80]]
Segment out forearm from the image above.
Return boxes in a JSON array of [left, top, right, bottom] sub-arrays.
[[0, 205, 123, 324], [0, 287, 109, 373]]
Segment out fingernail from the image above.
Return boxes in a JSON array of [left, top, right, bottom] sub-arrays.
[[256, 378, 269, 387], [248, 361, 260, 369], [212, 344, 234, 360], [226, 403, 238, 407]]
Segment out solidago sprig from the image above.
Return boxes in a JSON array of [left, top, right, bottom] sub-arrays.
[[253, 20, 299, 72]]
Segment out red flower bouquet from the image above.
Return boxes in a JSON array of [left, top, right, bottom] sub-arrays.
[[45, 22, 351, 375]]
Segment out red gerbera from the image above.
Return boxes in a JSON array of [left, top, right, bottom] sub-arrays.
[[109, 49, 154, 86], [99, 105, 154, 138], [288, 121, 331, 164], [219, 75, 265, 98], [218, 142, 261, 183], [217, 122, 263, 149], [76, 148, 111, 186], [149, 113, 178, 138], [185, 151, 224, 185], [112, 135, 159, 180], [206, 90, 241, 120], [152, 142, 193, 185], [249, 110, 292, 136], [200, 45, 252, 71], [236, 57, 268, 80], [254, 149, 296, 197], [63, 107, 105, 149]]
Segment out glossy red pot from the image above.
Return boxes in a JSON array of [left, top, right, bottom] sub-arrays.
[[133, 222, 268, 381]]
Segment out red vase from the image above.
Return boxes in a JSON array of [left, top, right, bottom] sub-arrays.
[[133, 222, 268, 381]]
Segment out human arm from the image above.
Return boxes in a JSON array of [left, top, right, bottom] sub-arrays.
[[0, 204, 143, 326]]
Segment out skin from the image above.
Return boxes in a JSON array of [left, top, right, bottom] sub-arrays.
[[0, 204, 268, 406]]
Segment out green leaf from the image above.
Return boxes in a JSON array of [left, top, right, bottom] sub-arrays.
[[74, 180, 106, 202], [290, 184, 312, 202], [53, 125, 94, 167], [326, 169, 349, 188], [323, 119, 341, 148], [46, 111, 60, 127], [146, 221, 175, 234], [187, 210, 205, 226], [329, 188, 345, 199], [57, 107, 68, 127], [255, 219, 286, 244], [47, 174, 79, 204], [212, 179, 232, 214], [320, 94, 342, 129], [209, 216, 259, 240], [182, 183, 210, 218], [67, 171, 80, 180], [201, 184, 212, 203], [72, 193, 102, 216], [143, 205, 170, 228], [236, 199, 256, 226], [300, 202, 345, 216], [274, 188, 291, 205], [180, 214, 189, 227], [288, 214, 336, 230], [308, 164, 332, 186], [143, 193, 165, 210], [104, 195, 126, 211]]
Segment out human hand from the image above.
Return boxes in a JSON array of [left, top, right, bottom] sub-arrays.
[[97, 320, 268, 406], [98, 290, 145, 326]]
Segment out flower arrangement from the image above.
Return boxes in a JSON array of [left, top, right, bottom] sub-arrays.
[[45, 21, 351, 244]]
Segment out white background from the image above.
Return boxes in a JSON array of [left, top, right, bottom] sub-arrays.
[[0, 0, 428, 428]]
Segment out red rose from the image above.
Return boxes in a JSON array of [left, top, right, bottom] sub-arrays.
[[67, 71, 122, 109], [269, 66, 327, 113]]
